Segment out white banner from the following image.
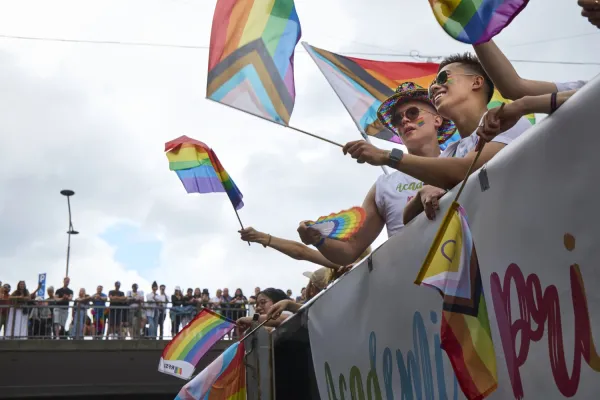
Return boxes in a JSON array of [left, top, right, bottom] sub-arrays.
[[308, 75, 600, 399]]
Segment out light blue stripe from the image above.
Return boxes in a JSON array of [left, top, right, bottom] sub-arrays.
[[311, 50, 380, 131], [209, 64, 282, 123]]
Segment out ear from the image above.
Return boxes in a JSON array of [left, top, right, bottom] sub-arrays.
[[472, 75, 485, 92], [434, 114, 443, 130]]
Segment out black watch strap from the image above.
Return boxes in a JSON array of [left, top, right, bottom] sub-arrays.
[[388, 148, 404, 167]]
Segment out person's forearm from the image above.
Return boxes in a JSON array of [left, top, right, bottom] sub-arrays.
[[391, 154, 471, 190], [316, 238, 364, 266], [474, 40, 558, 99], [403, 195, 424, 225], [518, 90, 576, 115], [286, 302, 302, 313], [269, 236, 339, 269]]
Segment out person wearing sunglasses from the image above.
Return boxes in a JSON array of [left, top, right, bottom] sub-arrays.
[[471, 38, 586, 144], [342, 53, 533, 220], [297, 82, 455, 266]]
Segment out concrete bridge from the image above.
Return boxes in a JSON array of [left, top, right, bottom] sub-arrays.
[[0, 339, 229, 399]]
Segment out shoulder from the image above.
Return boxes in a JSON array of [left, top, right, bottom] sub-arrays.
[[555, 81, 587, 92], [440, 141, 459, 158]]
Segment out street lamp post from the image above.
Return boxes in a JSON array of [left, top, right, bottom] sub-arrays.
[[60, 190, 79, 277]]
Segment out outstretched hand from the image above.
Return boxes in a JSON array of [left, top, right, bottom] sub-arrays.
[[266, 299, 291, 320], [239, 227, 268, 246], [297, 221, 323, 246], [342, 140, 389, 166], [476, 102, 523, 149]]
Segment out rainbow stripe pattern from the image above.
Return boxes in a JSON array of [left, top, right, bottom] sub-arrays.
[[488, 89, 536, 125], [306, 207, 366, 241], [165, 135, 244, 210], [429, 0, 529, 44], [159, 309, 235, 380], [415, 202, 497, 400], [176, 341, 246, 400], [207, 0, 302, 125], [304, 42, 439, 144]]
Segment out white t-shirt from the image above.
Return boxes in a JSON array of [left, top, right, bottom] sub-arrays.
[[375, 171, 424, 237], [145, 292, 163, 318], [127, 290, 144, 309], [441, 116, 532, 159], [555, 81, 587, 92]]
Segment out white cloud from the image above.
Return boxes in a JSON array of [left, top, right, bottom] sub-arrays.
[[0, 0, 597, 301]]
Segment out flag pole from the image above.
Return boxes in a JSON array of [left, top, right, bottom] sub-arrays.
[[232, 207, 250, 246], [205, 98, 343, 148], [239, 316, 273, 342], [452, 142, 485, 203], [301, 41, 389, 176]]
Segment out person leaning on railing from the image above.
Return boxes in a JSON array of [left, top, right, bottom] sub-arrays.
[[0, 284, 10, 337]]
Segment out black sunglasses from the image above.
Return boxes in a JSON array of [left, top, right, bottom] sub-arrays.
[[391, 106, 434, 128]]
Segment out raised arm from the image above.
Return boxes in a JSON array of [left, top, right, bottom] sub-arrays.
[[473, 40, 559, 100], [297, 184, 385, 266], [239, 227, 340, 269]]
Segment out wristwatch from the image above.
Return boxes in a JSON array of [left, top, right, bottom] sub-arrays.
[[387, 148, 404, 167]]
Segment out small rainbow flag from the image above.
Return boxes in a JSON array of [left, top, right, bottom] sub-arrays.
[[415, 202, 497, 400], [429, 0, 529, 45], [175, 341, 246, 400], [306, 207, 366, 241], [165, 135, 244, 211], [207, 0, 302, 125], [159, 309, 235, 380]]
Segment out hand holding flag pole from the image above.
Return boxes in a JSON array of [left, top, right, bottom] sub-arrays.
[[165, 135, 250, 246]]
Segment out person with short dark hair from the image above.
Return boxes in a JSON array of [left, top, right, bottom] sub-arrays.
[[339, 53, 532, 222], [156, 284, 168, 339], [236, 288, 290, 332], [54, 277, 73, 339], [472, 39, 584, 144], [108, 281, 126, 339]]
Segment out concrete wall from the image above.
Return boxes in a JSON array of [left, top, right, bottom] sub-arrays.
[[0, 339, 229, 398]]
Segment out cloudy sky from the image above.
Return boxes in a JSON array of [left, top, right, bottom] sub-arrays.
[[0, 0, 597, 299]]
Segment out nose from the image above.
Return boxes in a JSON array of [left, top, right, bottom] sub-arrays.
[[429, 82, 442, 99]]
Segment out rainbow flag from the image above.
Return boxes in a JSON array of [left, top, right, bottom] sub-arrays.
[[207, 0, 302, 126], [159, 308, 235, 380], [429, 0, 529, 44], [165, 135, 244, 211], [414, 202, 497, 400], [304, 43, 535, 149], [175, 341, 246, 400], [488, 90, 535, 125], [303, 42, 439, 145]]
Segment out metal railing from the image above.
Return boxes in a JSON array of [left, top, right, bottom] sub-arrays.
[[0, 302, 250, 340]]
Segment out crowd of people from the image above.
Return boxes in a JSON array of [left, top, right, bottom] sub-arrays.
[[0, 277, 307, 340], [233, 0, 595, 333]]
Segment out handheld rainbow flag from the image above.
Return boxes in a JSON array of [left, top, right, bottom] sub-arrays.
[[165, 135, 244, 211], [306, 207, 366, 241], [159, 308, 236, 380], [207, 0, 302, 126], [414, 202, 497, 400], [304, 42, 535, 150], [429, 0, 529, 44], [303, 42, 439, 145], [175, 341, 246, 400]]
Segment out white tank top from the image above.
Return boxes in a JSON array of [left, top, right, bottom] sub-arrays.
[[375, 172, 423, 237]]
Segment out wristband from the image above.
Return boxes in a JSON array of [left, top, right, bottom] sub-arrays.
[[550, 92, 558, 115], [314, 237, 325, 248], [262, 234, 272, 248]]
